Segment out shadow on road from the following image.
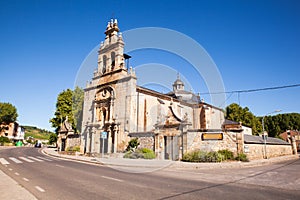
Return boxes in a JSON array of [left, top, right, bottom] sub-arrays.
[[158, 158, 300, 200]]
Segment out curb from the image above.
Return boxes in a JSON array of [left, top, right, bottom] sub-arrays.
[[42, 148, 299, 170], [41, 148, 104, 165], [42, 148, 174, 169], [170, 155, 299, 169]]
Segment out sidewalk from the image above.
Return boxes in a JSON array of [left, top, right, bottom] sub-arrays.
[[42, 147, 174, 173], [42, 147, 299, 171]]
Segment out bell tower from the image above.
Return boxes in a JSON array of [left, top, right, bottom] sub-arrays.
[[97, 19, 126, 75], [173, 73, 185, 92], [82, 19, 137, 155]]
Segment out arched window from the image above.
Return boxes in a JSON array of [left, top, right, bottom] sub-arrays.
[[102, 55, 107, 73], [111, 52, 115, 70]]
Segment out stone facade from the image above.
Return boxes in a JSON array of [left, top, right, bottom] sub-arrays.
[[57, 117, 80, 151], [80, 19, 293, 160], [80, 19, 227, 159]]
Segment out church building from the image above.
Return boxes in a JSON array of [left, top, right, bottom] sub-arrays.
[[80, 19, 234, 160]]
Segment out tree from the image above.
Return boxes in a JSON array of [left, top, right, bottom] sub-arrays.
[[226, 103, 300, 137], [225, 103, 262, 134], [50, 87, 84, 134], [72, 86, 84, 133], [0, 102, 18, 132], [48, 133, 58, 146], [50, 89, 75, 133], [263, 113, 300, 138]]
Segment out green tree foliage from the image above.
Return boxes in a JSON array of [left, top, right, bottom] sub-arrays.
[[48, 133, 58, 146], [50, 89, 75, 133], [0, 136, 11, 144], [126, 138, 140, 152], [72, 86, 84, 133], [226, 103, 300, 138], [0, 102, 18, 125], [50, 87, 84, 134], [262, 113, 300, 138], [225, 103, 262, 134]]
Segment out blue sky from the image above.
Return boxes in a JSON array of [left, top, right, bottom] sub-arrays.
[[1, 0, 299, 131]]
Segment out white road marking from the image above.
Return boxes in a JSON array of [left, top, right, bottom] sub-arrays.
[[15, 172, 19, 176], [55, 164, 65, 168], [19, 157, 34, 163], [28, 156, 44, 162], [9, 157, 22, 164], [23, 177, 29, 182], [35, 186, 45, 192], [101, 176, 124, 182], [0, 158, 10, 165], [8, 168, 12, 171], [37, 156, 52, 161]]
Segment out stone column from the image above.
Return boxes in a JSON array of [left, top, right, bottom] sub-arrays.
[[109, 99, 114, 122], [236, 132, 244, 155], [85, 128, 91, 154], [80, 134, 85, 154], [154, 134, 158, 159], [113, 125, 118, 153], [91, 127, 96, 153], [291, 137, 297, 154], [107, 125, 112, 153]]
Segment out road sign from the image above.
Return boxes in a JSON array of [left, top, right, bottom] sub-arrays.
[[101, 131, 107, 139]]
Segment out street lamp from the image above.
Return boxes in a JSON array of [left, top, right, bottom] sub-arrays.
[[262, 109, 281, 159]]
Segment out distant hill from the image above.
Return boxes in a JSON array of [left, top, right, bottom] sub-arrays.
[[22, 125, 54, 140]]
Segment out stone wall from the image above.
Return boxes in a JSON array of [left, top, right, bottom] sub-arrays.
[[138, 137, 154, 151], [185, 131, 237, 154], [185, 130, 293, 161], [65, 135, 80, 151], [244, 143, 292, 160]]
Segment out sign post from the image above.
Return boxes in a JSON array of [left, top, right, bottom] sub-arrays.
[[101, 132, 107, 158]]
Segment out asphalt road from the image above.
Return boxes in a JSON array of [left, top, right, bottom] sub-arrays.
[[0, 147, 299, 200]]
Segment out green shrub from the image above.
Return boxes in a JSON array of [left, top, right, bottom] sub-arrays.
[[143, 149, 156, 159], [123, 151, 144, 159], [123, 148, 156, 159], [126, 138, 139, 152], [217, 149, 234, 160], [206, 151, 223, 162], [0, 136, 11, 144], [72, 146, 80, 152], [182, 150, 222, 162], [140, 148, 153, 154], [66, 146, 80, 152], [235, 153, 249, 162], [123, 151, 132, 158]]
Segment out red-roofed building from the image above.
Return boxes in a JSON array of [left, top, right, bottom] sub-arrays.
[[280, 130, 300, 152]]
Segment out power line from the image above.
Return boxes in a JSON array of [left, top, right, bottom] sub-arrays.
[[201, 83, 300, 95]]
